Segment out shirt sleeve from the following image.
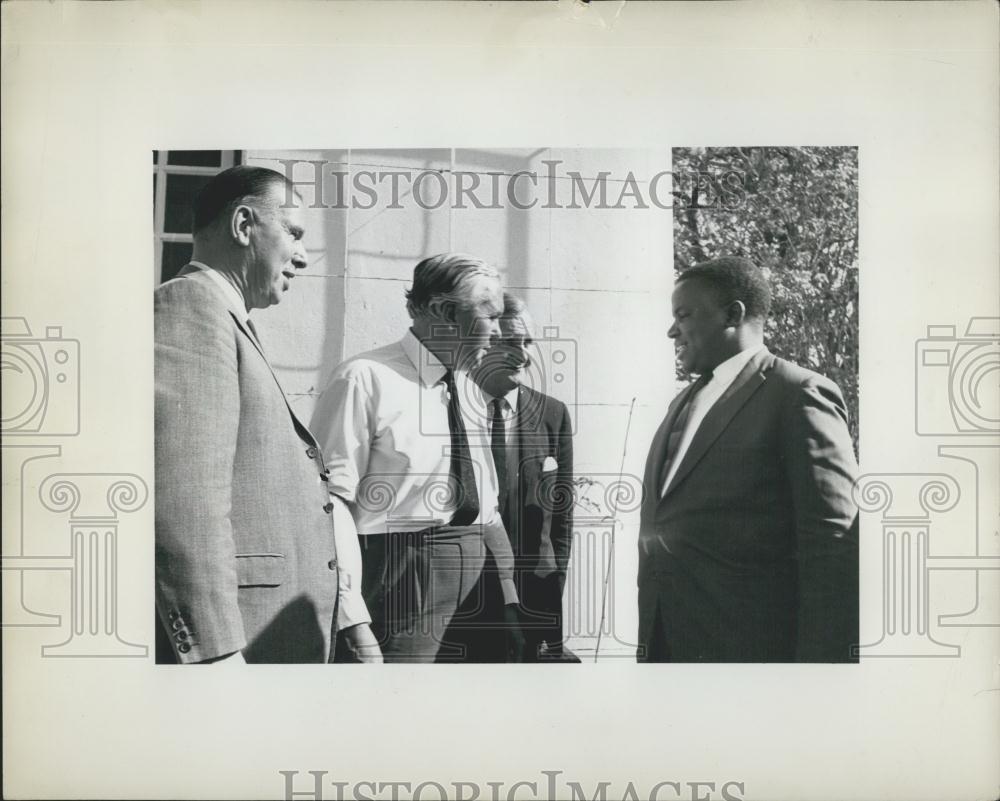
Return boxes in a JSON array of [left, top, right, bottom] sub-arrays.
[[311, 366, 375, 629], [331, 495, 372, 628], [482, 523, 520, 605], [310, 366, 373, 504]]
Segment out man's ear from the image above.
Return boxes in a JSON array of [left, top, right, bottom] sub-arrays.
[[725, 300, 747, 328], [230, 204, 254, 247], [439, 300, 459, 323]]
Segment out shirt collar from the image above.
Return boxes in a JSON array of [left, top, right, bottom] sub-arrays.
[[485, 386, 520, 413], [708, 343, 766, 387], [187, 261, 248, 322], [400, 328, 449, 389]]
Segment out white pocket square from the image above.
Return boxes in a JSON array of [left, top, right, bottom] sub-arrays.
[[542, 456, 559, 472]]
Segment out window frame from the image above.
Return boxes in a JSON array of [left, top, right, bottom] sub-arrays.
[[153, 150, 239, 284]]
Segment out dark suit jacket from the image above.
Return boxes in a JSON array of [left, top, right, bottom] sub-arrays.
[[154, 266, 340, 663], [638, 347, 859, 663], [500, 387, 574, 610]]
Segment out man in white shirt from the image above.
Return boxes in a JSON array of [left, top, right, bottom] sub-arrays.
[[638, 256, 859, 663], [155, 165, 378, 664], [311, 253, 524, 662]]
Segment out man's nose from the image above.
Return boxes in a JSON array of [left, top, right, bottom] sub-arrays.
[[293, 245, 308, 271], [488, 318, 502, 341], [667, 320, 678, 338]]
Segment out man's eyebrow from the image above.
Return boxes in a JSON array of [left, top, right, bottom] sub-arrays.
[[288, 224, 305, 238]]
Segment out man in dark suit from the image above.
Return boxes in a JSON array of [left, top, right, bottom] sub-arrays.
[[471, 293, 579, 662], [638, 256, 858, 663], [155, 165, 378, 664]]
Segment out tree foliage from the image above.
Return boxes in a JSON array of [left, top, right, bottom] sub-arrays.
[[672, 146, 859, 452]]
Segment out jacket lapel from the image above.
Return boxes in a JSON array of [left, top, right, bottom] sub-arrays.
[[661, 348, 773, 499], [178, 266, 319, 449], [230, 311, 320, 448], [643, 382, 699, 506], [514, 386, 546, 491]]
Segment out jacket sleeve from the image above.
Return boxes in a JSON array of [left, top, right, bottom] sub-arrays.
[[154, 284, 245, 663], [551, 402, 575, 587], [782, 375, 860, 663]]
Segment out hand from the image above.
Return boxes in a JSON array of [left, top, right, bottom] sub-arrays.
[[341, 622, 383, 663], [504, 604, 526, 663]]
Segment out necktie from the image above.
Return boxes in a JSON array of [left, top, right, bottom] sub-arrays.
[[444, 370, 480, 526], [660, 370, 713, 494], [490, 398, 508, 517]]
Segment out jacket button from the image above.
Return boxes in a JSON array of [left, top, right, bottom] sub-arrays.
[[323, 502, 334, 514], [319, 472, 330, 482], [171, 619, 184, 631], [175, 630, 189, 641], [168, 610, 180, 621], [177, 642, 191, 654], [327, 559, 338, 571], [306, 447, 318, 459]]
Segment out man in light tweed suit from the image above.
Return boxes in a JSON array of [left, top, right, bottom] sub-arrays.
[[154, 165, 379, 663]]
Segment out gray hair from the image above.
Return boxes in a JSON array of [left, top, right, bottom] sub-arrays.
[[501, 292, 528, 318], [405, 253, 501, 320]]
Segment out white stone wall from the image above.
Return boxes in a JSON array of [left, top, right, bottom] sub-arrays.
[[246, 148, 675, 655]]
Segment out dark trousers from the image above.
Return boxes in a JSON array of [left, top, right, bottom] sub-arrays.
[[457, 567, 566, 663], [519, 572, 566, 658], [360, 525, 501, 663]]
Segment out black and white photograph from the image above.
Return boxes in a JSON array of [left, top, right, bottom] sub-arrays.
[[151, 147, 860, 666], [3, 2, 997, 800]]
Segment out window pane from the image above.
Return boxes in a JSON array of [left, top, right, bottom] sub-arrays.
[[163, 174, 212, 234], [161, 242, 193, 283], [167, 150, 223, 167]]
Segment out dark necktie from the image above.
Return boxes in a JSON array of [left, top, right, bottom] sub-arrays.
[[490, 398, 508, 517], [660, 370, 713, 492], [444, 370, 480, 526]]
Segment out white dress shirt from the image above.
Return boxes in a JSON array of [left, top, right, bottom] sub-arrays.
[[661, 343, 765, 496], [311, 329, 503, 536], [187, 260, 370, 629]]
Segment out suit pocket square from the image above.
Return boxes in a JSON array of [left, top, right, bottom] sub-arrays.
[[541, 456, 559, 472]]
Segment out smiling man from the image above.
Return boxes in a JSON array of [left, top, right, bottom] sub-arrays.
[[154, 165, 377, 664], [311, 254, 526, 662], [469, 294, 578, 662], [638, 256, 859, 663]]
